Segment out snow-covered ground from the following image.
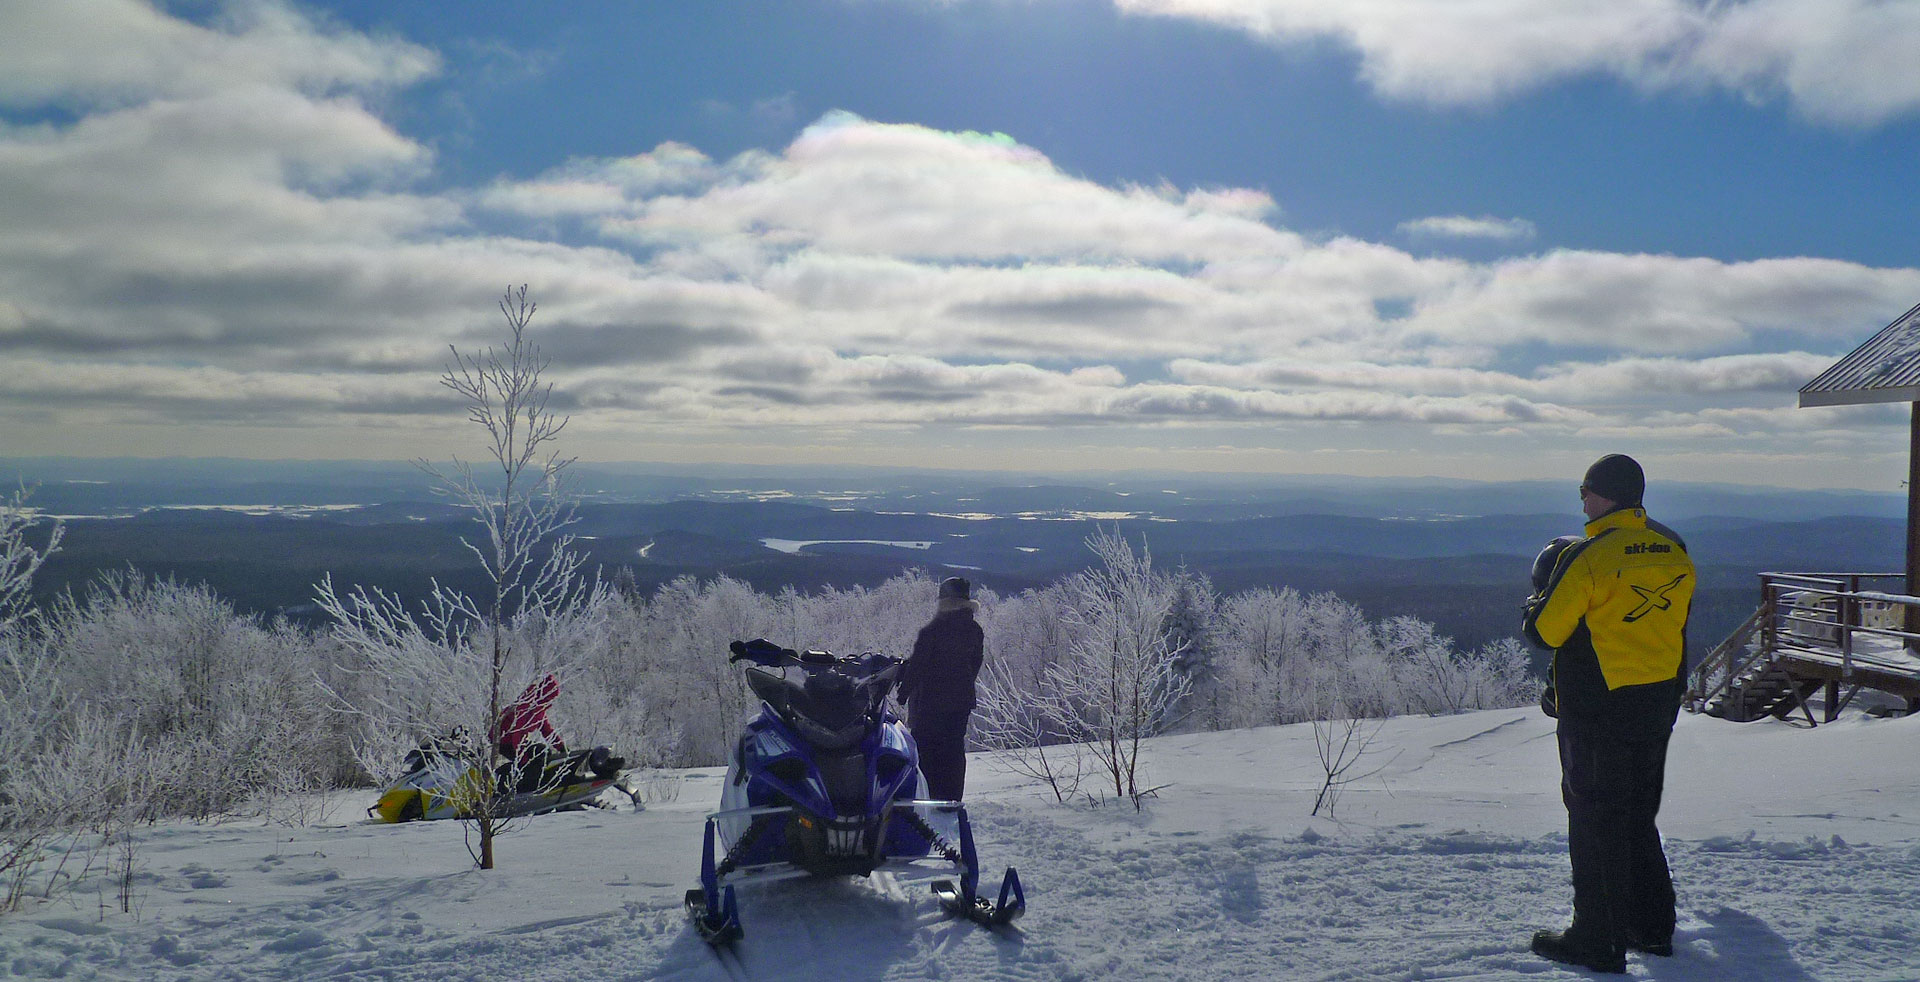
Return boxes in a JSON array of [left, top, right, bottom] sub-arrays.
[[4, 708, 1918, 981]]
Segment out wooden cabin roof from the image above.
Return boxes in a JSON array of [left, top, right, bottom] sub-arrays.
[[1801, 301, 1920, 408]]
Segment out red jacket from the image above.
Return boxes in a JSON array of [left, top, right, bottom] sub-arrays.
[[495, 674, 563, 756]]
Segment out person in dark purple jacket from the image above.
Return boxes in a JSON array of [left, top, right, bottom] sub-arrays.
[[898, 576, 984, 801]]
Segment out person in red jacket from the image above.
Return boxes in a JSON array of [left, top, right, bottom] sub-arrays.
[[495, 674, 567, 793], [898, 577, 984, 801]]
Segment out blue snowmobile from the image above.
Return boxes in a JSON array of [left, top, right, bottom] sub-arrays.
[[685, 638, 1024, 945]]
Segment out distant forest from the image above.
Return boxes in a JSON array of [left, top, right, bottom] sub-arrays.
[[21, 497, 1902, 674]]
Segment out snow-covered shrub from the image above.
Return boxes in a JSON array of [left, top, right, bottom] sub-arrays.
[[0, 485, 63, 636], [38, 574, 338, 820], [630, 574, 772, 767], [975, 653, 1086, 803], [1, 573, 340, 911], [0, 634, 72, 910]]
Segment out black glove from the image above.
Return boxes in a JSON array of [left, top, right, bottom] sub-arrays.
[[1539, 685, 1558, 719]]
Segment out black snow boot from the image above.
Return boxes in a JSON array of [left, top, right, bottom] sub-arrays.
[[1624, 929, 1674, 957], [1531, 928, 1626, 974]]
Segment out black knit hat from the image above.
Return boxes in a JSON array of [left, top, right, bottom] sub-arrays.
[[938, 576, 971, 601], [1583, 454, 1644, 507]]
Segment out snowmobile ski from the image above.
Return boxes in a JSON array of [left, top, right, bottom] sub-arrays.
[[929, 808, 1024, 926], [930, 868, 1025, 926], [685, 886, 742, 946]]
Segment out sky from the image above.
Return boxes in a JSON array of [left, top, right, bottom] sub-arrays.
[[3, 0, 1919, 490]]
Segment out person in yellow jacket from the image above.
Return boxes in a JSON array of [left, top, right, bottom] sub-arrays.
[[1522, 454, 1693, 974]]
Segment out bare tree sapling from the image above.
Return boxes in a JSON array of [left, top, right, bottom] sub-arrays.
[[319, 285, 598, 869]]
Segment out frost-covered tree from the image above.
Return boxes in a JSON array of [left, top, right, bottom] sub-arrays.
[[775, 571, 949, 666], [973, 584, 1087, 802], [1373, 617, 1537, 717], [0, 631, 67, 908], [0, 485, 68, 906], [978, 583, 1072, 688], [1035, 529, 1192, 809], [637, 574, 773, 765], [1208, 586, 1309, 728], [1160, 567, 1219, 727], [975, 653, 1086, 803], [1449, 637, 1538, 712], [971, 582, 1090, 799], [319, 286, 600, 870], [0, 485, 63, 636]]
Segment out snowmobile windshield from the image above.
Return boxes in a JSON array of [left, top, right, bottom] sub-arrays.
[[745, 659, 899, 751]]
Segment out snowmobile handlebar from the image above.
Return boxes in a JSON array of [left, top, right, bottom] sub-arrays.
[[729, 638, 800, 665], [729, 641, 894, 672], [729, 639, 900, 674]]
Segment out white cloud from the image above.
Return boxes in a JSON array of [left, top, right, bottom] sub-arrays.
[[1169, 351, 1838, 402], [1687, 0, 1920, 126], [1, 2, 1914, 483], [1106, 0, 1920, 125], [1402, 251, 1920, 353], [1, 356, 450, 419], [584, 112, 1300, 266], [0, 0, 436, 108], [1398, 215, 1536, 242], [1537, 352, 1840, 397]]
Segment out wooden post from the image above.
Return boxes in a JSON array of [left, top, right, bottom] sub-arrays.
[[1909, 403, 1920, 641]]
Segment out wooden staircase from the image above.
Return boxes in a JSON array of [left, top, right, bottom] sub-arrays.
[[1705, 661, 1825, 723], [1689, 603, 1790, 722], [1688, 572, 1920, 725], [1689, 600, 1830, 723]]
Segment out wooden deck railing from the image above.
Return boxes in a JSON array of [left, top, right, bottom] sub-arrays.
[[1686, 601, 1771, 715], [1688, 572, 1920, 719], [1760, 571, 1916, 669]]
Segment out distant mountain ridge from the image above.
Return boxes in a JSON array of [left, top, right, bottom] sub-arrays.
[[4, 456, 1903, 523], [10, 458, 1902, 658]]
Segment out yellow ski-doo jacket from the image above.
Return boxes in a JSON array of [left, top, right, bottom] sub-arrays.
[[1524, 508, 1693, 734]]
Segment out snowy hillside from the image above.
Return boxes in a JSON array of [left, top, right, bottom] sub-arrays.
[[3, 708, 1917, 981]]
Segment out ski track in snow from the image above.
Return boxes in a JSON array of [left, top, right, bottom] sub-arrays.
[[3, 710, 1918, 981]]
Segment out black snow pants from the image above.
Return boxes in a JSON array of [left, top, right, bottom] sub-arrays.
[[1558, 722, 1677, 947], [911, 709, 971, 802]]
